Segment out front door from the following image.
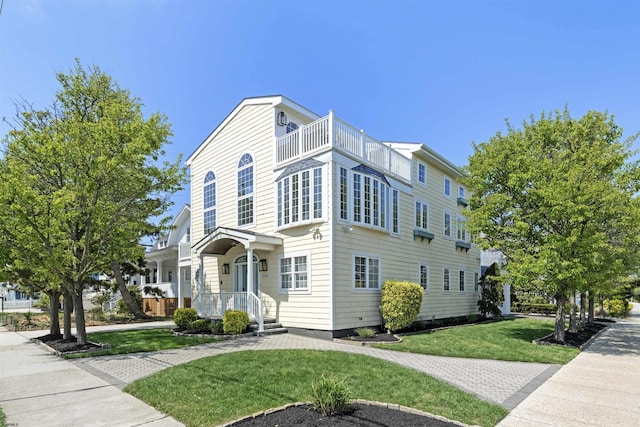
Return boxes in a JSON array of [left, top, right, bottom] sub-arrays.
[[233, 255, 259, 294]]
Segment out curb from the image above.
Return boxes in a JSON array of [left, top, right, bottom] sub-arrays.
[[332, 335, 402, 346], [30, 337, 110, 357]]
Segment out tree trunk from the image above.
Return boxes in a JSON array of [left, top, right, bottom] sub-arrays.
[[568, 291, 578, 333], [72, 286, 88, 345], [112, 262, 149, 319], [47, 289, 61, 336], [63, 291, 73, 340], [579, 291, 586, 328], [588, 293, 595, 323], [554, 293, 566, 342], [598, 295, 605, 318]]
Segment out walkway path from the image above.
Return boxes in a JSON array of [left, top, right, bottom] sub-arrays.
[[497, 304, 640, 426]]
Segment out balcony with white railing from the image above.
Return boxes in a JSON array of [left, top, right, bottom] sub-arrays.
[[276, 111, 412, 182]]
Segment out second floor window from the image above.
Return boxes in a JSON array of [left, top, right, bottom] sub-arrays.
[[444, 176, 451, 198], [444, 211, 452, 237], [277, 167, 323, 228], [203, 171, 216, 234], [456, 216, 468, 242], [237, 153, 254, 226], [417, 162, 427, 185], [353, 172, 388, 230], [415, 200, 429, 230]]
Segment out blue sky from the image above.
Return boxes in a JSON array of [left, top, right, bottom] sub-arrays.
[[1, 0, 639, 220]]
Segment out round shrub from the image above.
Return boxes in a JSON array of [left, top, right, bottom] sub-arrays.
[[604, 299, 628, 318], [379, 280, 424, 333], [189, 319, 211, 333], [211, 319, 224, 334], [223, 310, 249, 335], [174, 308, 198, 329]]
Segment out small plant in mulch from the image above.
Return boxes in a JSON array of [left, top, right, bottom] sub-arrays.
[[354, 327, 376, 338], [310, 375, 352, 417]]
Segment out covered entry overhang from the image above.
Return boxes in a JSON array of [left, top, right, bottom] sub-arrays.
[[192, 226, 283, 255]]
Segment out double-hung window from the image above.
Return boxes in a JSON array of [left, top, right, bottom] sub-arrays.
[[444, 176, 451, 198], [339, 167, 349, 221], [459, 270, 465, 292], [443, 267, 451, 292], [203, 171, 216, 234], [456, 216, 468, 242], [415, 200, 429, 230], [417, 162, 427, 185], [237, 153, 254, 226], [458, 186, 465, 199], [419, 263, 429, 291], [392, 189, 399, 235], [474, 271, 480, 293], [443, 211, 452, 238], [279, 253, 309, 292], [277, 166, 323, 228], [354, 255, 380, 290]]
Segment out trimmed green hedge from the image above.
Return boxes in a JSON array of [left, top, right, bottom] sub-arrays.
[[380, 280, 424, 333], [223, 310, 249, 335], [174, 308, 198, 329], [189, 319, 211, 333], [511, 302, 556, 315]]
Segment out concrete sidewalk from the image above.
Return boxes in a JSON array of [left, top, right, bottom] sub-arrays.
[[498, 304, 640, 426], [0, 323, 183, 427]]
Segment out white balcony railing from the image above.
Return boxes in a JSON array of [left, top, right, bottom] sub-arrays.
[[276, 112, 412, 182]]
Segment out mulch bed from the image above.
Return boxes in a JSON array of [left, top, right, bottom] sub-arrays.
[[535, 322, 609, 348], [34, 334, 103, 353], [336, 333, 402, 344], [227, 403, 462, 427]]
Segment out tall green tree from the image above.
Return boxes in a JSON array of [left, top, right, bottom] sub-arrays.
[[464, 108, 639, 342], [0, 60, 186, 344]]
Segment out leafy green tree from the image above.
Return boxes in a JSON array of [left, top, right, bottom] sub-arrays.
[[478, 263, 503, 319], [0, 60, 186, 344], [465, 108, 639, 342]]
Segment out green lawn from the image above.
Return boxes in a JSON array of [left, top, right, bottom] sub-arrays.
[[0, 406, 6, 427], [125, 350, 508, 427], [64, 328, 218, 359], [375, 318, 578, 364]]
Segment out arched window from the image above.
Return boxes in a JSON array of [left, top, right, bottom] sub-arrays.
[[237, 153, 254, 226], [203, 171, 216, 234]]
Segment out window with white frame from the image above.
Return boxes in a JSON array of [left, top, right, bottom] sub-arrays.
[[419, 263, 429, 291], [456, 215, 468, 241], [279, 254, 309, 292], [474, 271, 479, 293], [459, 270, 465, 292], [444, 176, 451, 198], [286, 121, 298, 134], [443, 211, 452, 237], [392, 189, 399, 235], [443, 267, 450, 292], [415, 200, 429, 230], [417, 161, 427, 185], [203, 171, 216, 234], [237, 153, 254, 226], [277, 167, 323, 228], [339, 167, 348, 221], [458, 185, 465, 199], [354, 255, 380, 290], [352, 172, 388, 231]]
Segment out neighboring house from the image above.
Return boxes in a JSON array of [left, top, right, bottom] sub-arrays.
[[187, 95, 481, 337], [480, 248, 511, 315], [0, 282, 36, 310], [136, 204, 192, 314]]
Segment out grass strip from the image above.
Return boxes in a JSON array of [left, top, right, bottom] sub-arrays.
[[375, 318, 578, 364], [126, 349, 508, 427], [64, 328, 218, 359]]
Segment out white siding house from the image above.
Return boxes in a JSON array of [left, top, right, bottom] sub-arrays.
[[187, 96, 481, 337]]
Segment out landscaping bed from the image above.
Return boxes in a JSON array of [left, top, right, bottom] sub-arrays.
[[227, 402, 463, 427], [535, 322, 609, 349]]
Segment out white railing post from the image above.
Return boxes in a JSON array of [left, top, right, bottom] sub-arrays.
[[297, 126, 303, 160], [328, 110, 334, 148], [360, 129, 365, 158], [221, 290, 226, 314]]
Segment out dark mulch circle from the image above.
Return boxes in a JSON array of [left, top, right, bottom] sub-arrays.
[[35, 334, 102, 353], [535, 322, 609, 348], [338, 333, 402, 344], [228, 403, 461, 427]]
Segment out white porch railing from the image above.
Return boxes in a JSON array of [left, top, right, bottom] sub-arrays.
[[193, 291, 264, 333], [276, 112, 412, 182]]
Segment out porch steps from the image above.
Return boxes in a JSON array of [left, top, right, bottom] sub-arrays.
[[249, 318, 288, 336]]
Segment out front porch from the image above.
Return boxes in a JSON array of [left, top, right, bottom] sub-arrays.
[[192, 227, 283, 334]]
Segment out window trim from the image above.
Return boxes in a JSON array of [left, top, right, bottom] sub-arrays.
[[417, 161, 427, 186], [277, 165, 324, 230], [419, 263, 429, 292], [474, 270, 480, 293], [443, 210, 452, 238], [458, 269, 466, 293], [414, 199, 430, 231], [237, 152, 255, 227], [391, 189, 400, 236], [203, 170, 217, 235], [444, 176, 451, 198], [277, 252, 311, 294], [456, 215, 469, 242], [458, 185, 465, 199], [352, 252, 381, 292], [442, 266, 451, 293]]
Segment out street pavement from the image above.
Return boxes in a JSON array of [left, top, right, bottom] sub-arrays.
[[1, 306, 638, 426]]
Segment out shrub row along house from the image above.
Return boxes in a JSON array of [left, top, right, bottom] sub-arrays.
[[152, 95, 480, 338]]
